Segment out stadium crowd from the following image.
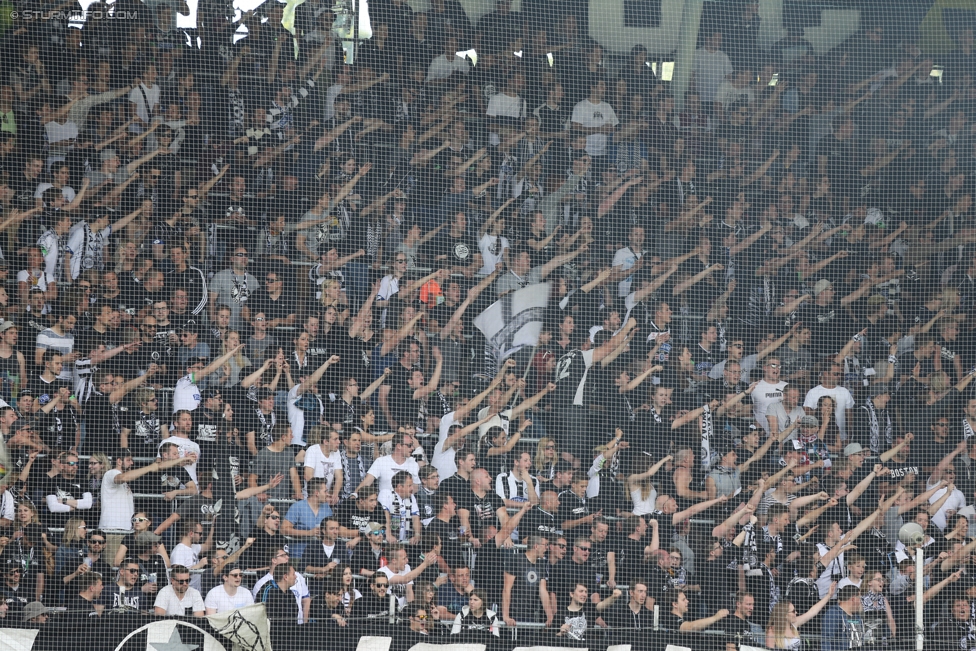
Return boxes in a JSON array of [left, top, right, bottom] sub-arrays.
[[0, 0, 975, 648]]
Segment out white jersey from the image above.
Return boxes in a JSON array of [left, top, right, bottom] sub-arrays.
[[172, 374, 202, 412]]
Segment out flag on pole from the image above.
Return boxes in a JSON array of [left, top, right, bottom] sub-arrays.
[[473, 283, 550, 365]]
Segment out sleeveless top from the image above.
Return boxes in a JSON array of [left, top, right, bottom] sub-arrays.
[[630, 484, 658, 516]]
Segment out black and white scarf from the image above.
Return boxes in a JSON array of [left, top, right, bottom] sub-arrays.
[[701, 404, 714, 471], [862, 402, 893, 455]]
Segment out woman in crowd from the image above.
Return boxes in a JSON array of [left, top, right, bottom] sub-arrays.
[[765, 582, 837, 650]]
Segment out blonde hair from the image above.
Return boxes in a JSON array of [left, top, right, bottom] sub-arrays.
[[534, 437, 556, 472], [222, 330, 247, 368], [319, 279, 340, 307], [89, 452, 111, 476], [766, 602, 797, 649], [62, 517, 87, 545]]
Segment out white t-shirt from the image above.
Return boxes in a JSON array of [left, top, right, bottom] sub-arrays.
[[99, 469, 134, 530], [432, 411, 462, 479], [927, 478, 967, 531], [765, 401, 806, 439], [304, 445, 341, 491], [570, 99, 619, 156], [154, 584, 205, 616], [803, 385, 856, 440], [287, 384, 315, 447], [477, 407, 512, 439], [612, 246, 642, 297], [425, 54, 471, 83], [692, 48, 734, 103], [158, 436, 201, 486], [34, 183, 76, 203], [366, 455, 420, 493], [478, 233, 509, 276], [751, 380, 787, 434], [205, 584, 255, 614], [17, 268, 49, 294], [377, 565, 412, 608], [172, 374, 202, 412], [170, 543, 203, 591]]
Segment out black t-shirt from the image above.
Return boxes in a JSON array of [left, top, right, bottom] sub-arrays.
[[462, 489, 506, 533], [425, 516, 465, 570], [504, 552, 548, 622], [350, 544, 386, 576], [242, 531, 287, 572], [36, 405, 79, 452], [659, 611, 684, 632], [247, 290, 298, 324], [550, 560, 599, 610], [133, 466, 193, 497], [334, 500, 380, 537], [124, 409, 163, 458], [85, 392, 121, 454], [429, 229, 478, 269], [557, 491, 591, 530], [552, 349, 592, 409], [438, 475, 471, 511], [519, 506, 558, 541], [557, 601, 600, 641]]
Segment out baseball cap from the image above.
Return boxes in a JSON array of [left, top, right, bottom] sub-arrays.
[[22, 601, 53, 621], [180, 320, 200, 334], [99, 148, 119, 162], [844, 443, 865, 457], [0, 321, 17, 333], [799, 415, 819, 428], [202, 387, 222, 400], [813, 279, 833, 297], [367, 522, 384, 534]]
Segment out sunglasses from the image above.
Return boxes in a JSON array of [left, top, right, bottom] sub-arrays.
[[766, 363, 780, 368], [77, 525, 87, 529], [234, 252, 248, 258], [268, 515, 280, 520], [577, 546, 591, 552], [173, 578, 190, 585], [228, 572, 243, 578], [90, 539, 105, 544], [370, 529, 385, 535], [545, 445, 556, 450], [375, 583, 389, 588], [413, 615, 429, 620], [265, 278, 279, 284], [64, 461, 78, 466], [132, 517, 150, 523], [124, 568, 140, 573], [254, 317, 266, 322]]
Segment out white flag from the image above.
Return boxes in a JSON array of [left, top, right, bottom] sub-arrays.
[[473, 283, 550, 364], [207, 604, 272, 651]]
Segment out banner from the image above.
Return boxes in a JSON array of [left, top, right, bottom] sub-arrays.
[[473, 283, 550, 365], [207, 604, 273, 651]]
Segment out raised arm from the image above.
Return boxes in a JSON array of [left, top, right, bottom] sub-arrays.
[[196, 344, 245, 381]]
